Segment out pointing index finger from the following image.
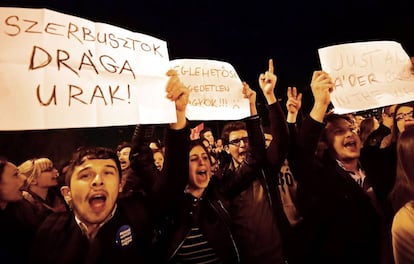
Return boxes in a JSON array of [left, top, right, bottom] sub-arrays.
[[268, 59, 274, 74]]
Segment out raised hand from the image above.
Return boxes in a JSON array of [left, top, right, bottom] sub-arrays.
[[310, 70, 333, 107], [242, 81, 257, 116], [258, 59, 277, 104], [286, 86, 302, 123], [309, 70, 334, 122], [166, 69, 189, 129]]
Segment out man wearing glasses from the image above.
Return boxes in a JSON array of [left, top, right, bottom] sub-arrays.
[[217, 59, 288, 264]]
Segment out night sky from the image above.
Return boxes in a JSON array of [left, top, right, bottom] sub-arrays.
[[1, 0, 413, 165]]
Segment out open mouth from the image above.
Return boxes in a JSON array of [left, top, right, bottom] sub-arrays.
[[344, 140, 357, 151], [197, 169, 209, 181], [239, 151, 247, 160], [89, 193, 107, 212]]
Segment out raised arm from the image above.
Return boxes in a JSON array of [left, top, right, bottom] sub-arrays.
[[166, 69, 189, 130], [309, 71, 333, 123], [286, 86, 302, 124], [258, 59, 289, 168], [258, 58, 277, 105], [162, 69, 191, 206], [129, 70, 190, 209], [242, 81, 257, 116]]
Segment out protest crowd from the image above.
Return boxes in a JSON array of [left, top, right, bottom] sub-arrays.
[[2, 7, 414, 264], [2, 56, 414, 264]]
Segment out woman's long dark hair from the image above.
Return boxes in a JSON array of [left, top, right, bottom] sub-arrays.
[[389, 125, 414, 212], [0, 156, 8, 182]]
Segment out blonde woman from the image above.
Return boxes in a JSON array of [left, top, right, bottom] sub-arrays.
[[18, 157, 68, 215]]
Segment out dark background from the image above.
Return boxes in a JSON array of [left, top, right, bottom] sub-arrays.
[[1, 0, 413, 167]]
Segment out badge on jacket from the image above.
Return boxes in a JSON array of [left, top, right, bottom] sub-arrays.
[[116, 225, 133, 248]]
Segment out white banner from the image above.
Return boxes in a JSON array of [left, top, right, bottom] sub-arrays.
[[170, 59, 250, 120], [0, 7, 176, 130], [318, 41, 414, 114]]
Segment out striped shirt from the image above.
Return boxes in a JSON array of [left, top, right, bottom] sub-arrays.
[[174, 226, 222, 264]]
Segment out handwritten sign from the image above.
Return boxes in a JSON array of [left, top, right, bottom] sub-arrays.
[[170, 59, 250, 120], [0, 7, 176, 131], [318, 41, 414, 114]]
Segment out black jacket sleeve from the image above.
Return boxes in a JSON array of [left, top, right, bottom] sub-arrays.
[[266, 101, 289, 170]]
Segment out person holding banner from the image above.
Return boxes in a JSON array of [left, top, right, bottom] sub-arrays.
[[29, 69, 191, 264], [156, 137, 244, 263], [289, 70, 395, 263], [151, 78, 270, 263]]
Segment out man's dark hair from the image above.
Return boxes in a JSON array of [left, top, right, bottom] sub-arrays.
[[200, 127, 213, 140], [64, 146, 122, 186], [116, 141, 132, 152], [221, 121, 246, 145], [320, 113, 354, 143]]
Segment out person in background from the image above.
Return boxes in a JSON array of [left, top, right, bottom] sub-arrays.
[[116, 141, 132, 188], [388, 102, 414, 213], [0, 157, 38, 263], [289, 70, 390, 263], [359, 116, 380, 145], [117, 141, 142, 200], [390, 125, 414, 264], [364, 104, 397, 149], [362, 102, 414, 264], [213, 137, 231, 170], [200, 127, 216, 150], [200, 127, 219, 171], [214, 138, 224, 152], [360, 102, 414, 264], [153, 149, 164, 172], [393, 102, 414, 135], [218, 59, 287, 263], [18, 157, 68, 215], [273, 86, 307, 264], [149, 138, 164, 153], [354, 114, 365, 134]]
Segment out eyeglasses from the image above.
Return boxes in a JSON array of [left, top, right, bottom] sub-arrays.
[[395, 111, 414, 122], [229, 137, 249, 147]]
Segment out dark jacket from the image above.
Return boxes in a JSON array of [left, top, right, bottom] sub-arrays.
[[156, 115, 275, 263], [30, 124, 190, 264], [219, 112, 286, 264], [163, 181, 241, 263], [0, 200, 40, 264], [291, 116, 383, 264], [22, 187, 68, 215]]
